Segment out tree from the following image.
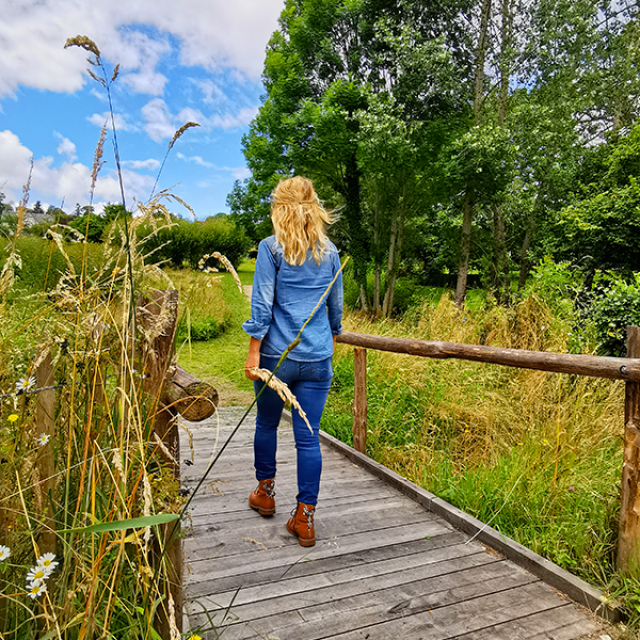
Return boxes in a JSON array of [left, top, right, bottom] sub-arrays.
[[232, 0, 473, 311]]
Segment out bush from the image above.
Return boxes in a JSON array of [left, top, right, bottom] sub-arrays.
[[590, 273, 640, 357], [138, 214, 251, 269]]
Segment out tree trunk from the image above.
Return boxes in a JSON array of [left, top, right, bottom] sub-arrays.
[[492, 204, 510, 305], [344, 129, 368, 309], [517, 186, 544, 291], [456, 0, 492, 307], [382, 188, 406, 318], [491, 0, 513, 305], [455, 191, 474, 307]]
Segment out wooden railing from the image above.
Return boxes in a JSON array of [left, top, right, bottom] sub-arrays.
[[335, 327, 640, 576]]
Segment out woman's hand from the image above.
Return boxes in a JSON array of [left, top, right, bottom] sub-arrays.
[[244, 337, 262, 381]]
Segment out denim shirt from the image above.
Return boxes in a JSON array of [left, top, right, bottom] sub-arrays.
[[242, 236, 343, 362]]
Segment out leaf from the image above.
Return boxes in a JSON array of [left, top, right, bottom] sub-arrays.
[[61, 513, 179, 534]]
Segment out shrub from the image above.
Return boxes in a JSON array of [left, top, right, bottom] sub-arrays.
[[590, 273, 640, 357], [138, 214, 250, 269]]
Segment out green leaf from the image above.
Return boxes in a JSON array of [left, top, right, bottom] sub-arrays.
[[61, 513, 179, 534]]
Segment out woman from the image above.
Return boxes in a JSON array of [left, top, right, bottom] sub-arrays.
[[242, 176, 343, 547]]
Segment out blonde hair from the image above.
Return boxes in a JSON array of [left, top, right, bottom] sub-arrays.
[[271, 176, 333, 266]]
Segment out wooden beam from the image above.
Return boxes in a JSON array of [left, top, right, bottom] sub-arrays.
[[34, 352, 57, 556], [618, 326, 640, 575], [353, 348, 367, 454], [337, 331, 640, 381]]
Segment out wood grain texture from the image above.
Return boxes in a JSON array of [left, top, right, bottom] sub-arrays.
[[179, 407, 610, 640], [337, 330, 640, 381]]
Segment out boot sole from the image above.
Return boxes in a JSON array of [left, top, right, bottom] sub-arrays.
[[286, 520, 315, 546], [249, 501, 275, 517]]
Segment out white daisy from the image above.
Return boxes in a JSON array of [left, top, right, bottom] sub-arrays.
[[0, 545, 11, 561], [26, 580, 47, 599], [15, 376, 36, 393], [36, 553, 58, 572], [36, 434, 51, 446], [26, 566, 49, 584]]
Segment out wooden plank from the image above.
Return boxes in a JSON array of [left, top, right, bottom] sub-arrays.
[[303, 582, 584, 640], [337, 330, 640, 381], [187, 541, 492, 611], [190, 565, 540, 640], [186, 531, 468, 595], [319, 429, 621, 622], [456, 605, 601, 639], [184, 517, 449, 563], [180, 408, 611, 640]]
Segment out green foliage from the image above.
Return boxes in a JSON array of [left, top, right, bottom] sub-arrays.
[[69, 209, 106, 243], [138, 214, 251, 269], [590, 273, 640, 357], [0, 236, 105, 293]]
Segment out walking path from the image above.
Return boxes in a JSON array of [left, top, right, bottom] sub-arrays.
[[180, 406, 612, 640]]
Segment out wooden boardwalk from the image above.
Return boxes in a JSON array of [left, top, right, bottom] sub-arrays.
[[180, 406, 608, 640]]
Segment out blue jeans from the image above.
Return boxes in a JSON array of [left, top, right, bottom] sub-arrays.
[[253, 354, 333, 505]]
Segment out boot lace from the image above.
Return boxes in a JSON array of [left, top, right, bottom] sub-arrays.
[[261, 479, 276, 498], [303, 505, 315, 531]]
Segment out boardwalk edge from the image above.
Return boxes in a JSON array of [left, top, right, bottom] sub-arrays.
[[303, 420, 623, 624]]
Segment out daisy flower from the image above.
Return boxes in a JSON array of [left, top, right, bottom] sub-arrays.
[[0, 545, 11, 561], [26, 566, 50, 584], [37, 553, 58, 572], [36, 434, 51, 446], [15, 376, 36, 394], [26, 580, 47, 599]]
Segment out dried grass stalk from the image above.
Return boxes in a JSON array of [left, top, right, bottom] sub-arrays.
[[250, 367, 312, 433], [200, 252, 243, 293]]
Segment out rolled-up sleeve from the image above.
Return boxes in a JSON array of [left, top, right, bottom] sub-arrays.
[[327, 251, 343, 336], [242, 240, 276, 340]]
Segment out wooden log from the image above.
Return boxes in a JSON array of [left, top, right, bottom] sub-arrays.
[[353, 348, 367, 454], [618, 326, 640, 575], [337, 331, 640, 381], [34, 352, 57, 555], [163, 365, 218, 422]]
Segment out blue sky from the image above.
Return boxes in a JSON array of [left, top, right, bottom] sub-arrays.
[[0, 1, 284, 219]]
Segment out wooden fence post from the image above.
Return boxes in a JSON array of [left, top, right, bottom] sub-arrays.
[[353, 348, 367, 454], [35, 352, 57, 555], [138, 290, 182, 638], [618, 326, 640, 575]]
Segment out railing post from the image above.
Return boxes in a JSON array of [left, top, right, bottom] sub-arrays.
[[618, 326, 640, 575], [139, 290, 182, 637], [35, 352, 57, 555], [353, 348, 367, 454]]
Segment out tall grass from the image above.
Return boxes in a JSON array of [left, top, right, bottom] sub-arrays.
[[0, 35, 207, 639], [324, 293, 624, 589], [0, 199, 191, 638]]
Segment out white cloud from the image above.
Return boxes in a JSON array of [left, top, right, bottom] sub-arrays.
[[55, 133, 77, 162], [141, 98, 176, 142], [141, 98, 255, 143], [210, 106, 258, 130], [0, 129, 153, 207], [88, 112, 135, 131], [122, 158, 161, 170], [0, 0, 283, 99], [194, 79, 225, 105], [176, 152, 213, 168]]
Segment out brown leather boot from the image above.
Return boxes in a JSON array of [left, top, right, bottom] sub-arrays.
[[248, 478, 275, 516], [286, 502, 316, 547]]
